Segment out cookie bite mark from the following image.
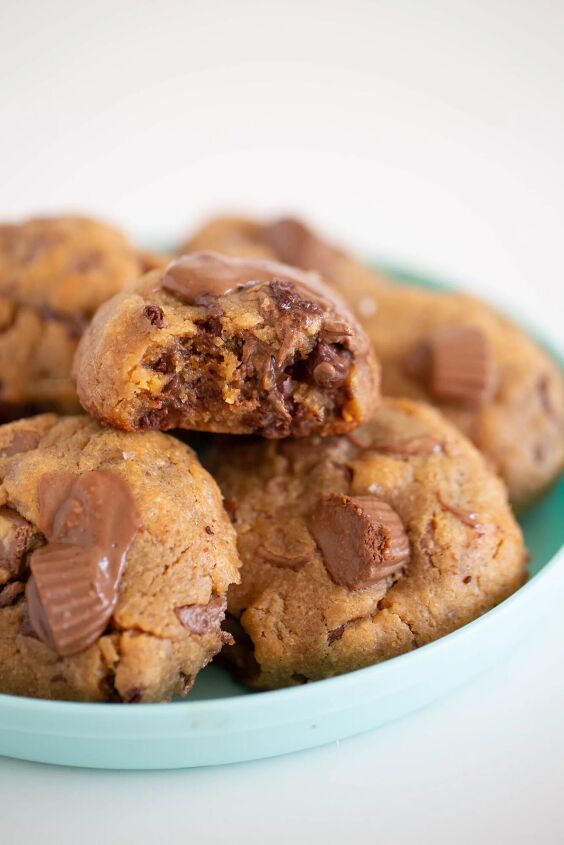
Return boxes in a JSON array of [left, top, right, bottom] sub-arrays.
[[75, 252, 379, 438], [310, 494, 411, 589], [26, 471, 139, 656], [405, 325, 496, 407]]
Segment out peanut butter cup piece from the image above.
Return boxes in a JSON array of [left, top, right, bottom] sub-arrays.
[[310, 494, 410, 589], [406, 325, 495, 406], [175, 596, 228, 636], [26, 470, 138, 656]]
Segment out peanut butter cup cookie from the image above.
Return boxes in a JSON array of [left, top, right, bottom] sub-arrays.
[[0, 414, 240, 702], [365, 285, 564, 508], [0, 215, 146, 416], [185, 215, 563, 506], [74, 251, 379, 438], [207, 398, 528, 690]]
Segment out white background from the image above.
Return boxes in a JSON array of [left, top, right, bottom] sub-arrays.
[[0, 1, 563, 842]]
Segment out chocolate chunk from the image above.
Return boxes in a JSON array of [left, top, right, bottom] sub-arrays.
[[306, 342, 351, 388], [0, 506, 43, 578], [137, 407, 174, 429], [256, 517, 315, 570], [436, 492, 485, 533], [0, 580, 25, 608], [349, 434, 445, 457], [143, 304, 165, 328], [151, 351, 177, 374], [195, 295, 224, 320], [310, 494, 410, 589], [0, 430, 41, 457], [267, 280, 320, 316], [262, 217, 343, 283], [25, 471, 139, 656], [406, 325, 496, 406], [327, 624, 345, 644], [175, 596, 227, 636]]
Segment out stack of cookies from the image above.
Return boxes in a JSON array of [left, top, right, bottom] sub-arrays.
[[0, 213, 561, 702]]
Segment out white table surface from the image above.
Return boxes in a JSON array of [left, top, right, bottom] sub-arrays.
[[0, 1, 563, 842]]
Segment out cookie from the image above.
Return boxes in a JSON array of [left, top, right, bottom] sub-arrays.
[[74, 251, 379, 438], [206, 398, 528, 690], [0, 414, 240, 702], [359, 286, 564, 508], [0, 215, 147, 416], [184, 215, 564, 506]]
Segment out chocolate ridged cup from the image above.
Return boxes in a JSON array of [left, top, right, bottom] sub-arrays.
[[309, 494, 411, 590], [26, 470, 138, 656], [406, 325, 496, 406], [26, 543, 114, 655]]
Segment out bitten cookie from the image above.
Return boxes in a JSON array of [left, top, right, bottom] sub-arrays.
[[185, 215, 564, 506], [0, 414, 240, 702], [0, 215, 148, 417], [207, 398, 528, 690], [74, 251, 379, 438]]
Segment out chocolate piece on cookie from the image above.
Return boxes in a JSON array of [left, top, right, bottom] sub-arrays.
[[0, 415, 240, 702], [206, 398, 528, 690], [74, 251, 379, 438], [0, 215, 146, 416]]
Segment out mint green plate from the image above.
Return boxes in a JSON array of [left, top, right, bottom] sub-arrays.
[[0, 265, 561, 770]]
